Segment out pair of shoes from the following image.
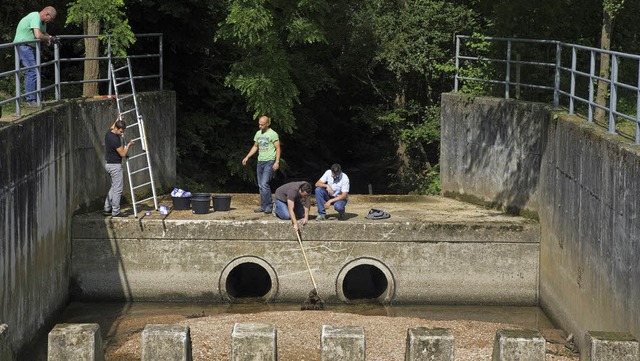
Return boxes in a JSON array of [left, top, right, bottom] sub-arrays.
[[264, 208, 272, 214], [254, 207, 264, 213], [338, 212, 346, 220], [103, 211, 112, 216], [112, 212, 128, 218], [316, 214, 327, 221]]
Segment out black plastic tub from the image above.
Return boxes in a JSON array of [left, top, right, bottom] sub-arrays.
[[191, 193, 211, 214], [213, 194, 232, 211], [172, 196, 191, 210]]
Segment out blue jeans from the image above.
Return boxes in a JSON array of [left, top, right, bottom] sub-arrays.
[[257, 160, 274, 211], [17, 45, 37, 102], [315, 186, 347, 216], [274, 199, 304, 220]]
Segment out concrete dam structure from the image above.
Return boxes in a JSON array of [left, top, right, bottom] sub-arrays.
[[1, 90, 639, 358], [70, 194, 539, 305]]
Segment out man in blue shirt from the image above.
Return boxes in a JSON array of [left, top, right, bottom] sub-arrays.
[[315, 163, 350, 221]]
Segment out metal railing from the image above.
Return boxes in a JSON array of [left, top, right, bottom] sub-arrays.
[[0, 33, 163, 116], [455, 35, 640, 144]]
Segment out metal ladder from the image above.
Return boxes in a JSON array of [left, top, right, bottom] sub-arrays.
[[109, 57, 159, 217]]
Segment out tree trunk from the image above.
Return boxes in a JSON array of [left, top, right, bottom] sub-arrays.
[[394, 86, 410, 180], [594, 9, 613, 124], [83, 19, 100, 97]]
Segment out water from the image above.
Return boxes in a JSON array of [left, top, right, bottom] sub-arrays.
[[21, 302, 556, 360]]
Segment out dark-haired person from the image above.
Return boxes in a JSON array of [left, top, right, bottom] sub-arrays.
[[315, 163, 350, 221], [274, 181, 311, 231], [13, 6, 57, 106], [104, 118, 135, 217], [242, 115, 281, 214]]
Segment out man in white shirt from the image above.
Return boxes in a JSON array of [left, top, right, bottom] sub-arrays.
[[314, 163, 350, 221]]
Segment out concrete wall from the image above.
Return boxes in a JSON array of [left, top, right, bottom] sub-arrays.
[[0, 91, 176, 355], [440, 92, 640, 351], [71, 216, 540, 305]]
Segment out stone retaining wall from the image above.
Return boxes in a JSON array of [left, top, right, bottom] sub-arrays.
[[441, 92, 640, 351], [0, 92, 176, 355]]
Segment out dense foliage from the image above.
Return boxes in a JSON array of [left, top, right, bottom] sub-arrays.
[[1, 0, 639, 194]]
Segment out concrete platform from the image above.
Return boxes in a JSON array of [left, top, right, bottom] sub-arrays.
[[71, 194, 539, 305]]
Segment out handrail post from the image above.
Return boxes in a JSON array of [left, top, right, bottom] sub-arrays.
[[636, 59, 640, 144], [569, 46, 577, 114], [608, 54, 618, 134], [588, 50, 595, 122], [505, 40, 511, 99], [107, 36, 113, 96], [454, 35, 460, 92], [554, 42, 561, 108], [14, 44, 22, 116], [36, 42, 42, 106], [159, 34, 164, 91], [54, 42, 61, 101]]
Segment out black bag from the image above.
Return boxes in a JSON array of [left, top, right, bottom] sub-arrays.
[[365, 208, 390, 220]]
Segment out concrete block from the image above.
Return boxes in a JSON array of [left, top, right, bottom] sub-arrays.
[[47, 323, 104, 361], [231, 323, 277, 361], [405, 327, 454, 361], [1, 324, 15, 361], [141, 324, 192, 361], [492, 329, 545, 361], [582, 331, 640, 361], [321, 325, 365, 361]]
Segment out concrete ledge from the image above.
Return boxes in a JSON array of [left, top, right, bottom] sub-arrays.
[[0, 324, 14, 361], [231, 323, 277, 361], [47, 323, 104, 361], [141, 324, 192, 361], [492, 329, 545, 361], [71, 195, 539, 305], [583, 331, 640, 361], [405, 327, 454, 361], [321, 325, 365, 361]]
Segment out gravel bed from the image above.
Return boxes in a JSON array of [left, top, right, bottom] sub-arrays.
[[106, 311, 579, 360]]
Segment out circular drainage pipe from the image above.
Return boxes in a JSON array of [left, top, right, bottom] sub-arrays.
[[219, 256, 278, 302], [336, 257, 395, 303]]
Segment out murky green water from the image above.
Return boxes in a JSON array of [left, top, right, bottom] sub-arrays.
[[21, 302, 556, 360]]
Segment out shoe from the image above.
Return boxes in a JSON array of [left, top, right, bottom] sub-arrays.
[[112, 212, 128, 218], [26, 101, 39, 107], [264, 208, 272, 214], [316, 214, 327, 221], [254, 207, 264, 213], [103, 211, 112, 216], [338, 212, 346, 220]]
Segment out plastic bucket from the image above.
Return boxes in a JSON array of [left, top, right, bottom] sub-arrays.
[[172, 196, 191, 210], [213, 194, 232, 211], [191, 193, 211, 214]]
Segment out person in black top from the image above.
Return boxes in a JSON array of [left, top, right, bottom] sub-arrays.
[[104, 118, 135, 217]]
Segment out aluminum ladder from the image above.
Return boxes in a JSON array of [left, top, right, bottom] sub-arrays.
[[109, 57, 159, 217]]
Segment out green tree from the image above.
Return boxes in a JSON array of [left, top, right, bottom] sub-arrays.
[[344, 0, 479, 193], [594, 0, 625, 123], [66, 0, 135, 96], [216, 0, 330, 133]]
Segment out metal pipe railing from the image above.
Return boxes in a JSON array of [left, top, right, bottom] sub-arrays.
[[455, 35, 640, 144], [0, 33, 163, 117]]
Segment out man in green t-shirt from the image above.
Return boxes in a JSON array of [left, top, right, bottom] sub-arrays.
[[242, 115, 281, 214], [13, 6, 57, 106]]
